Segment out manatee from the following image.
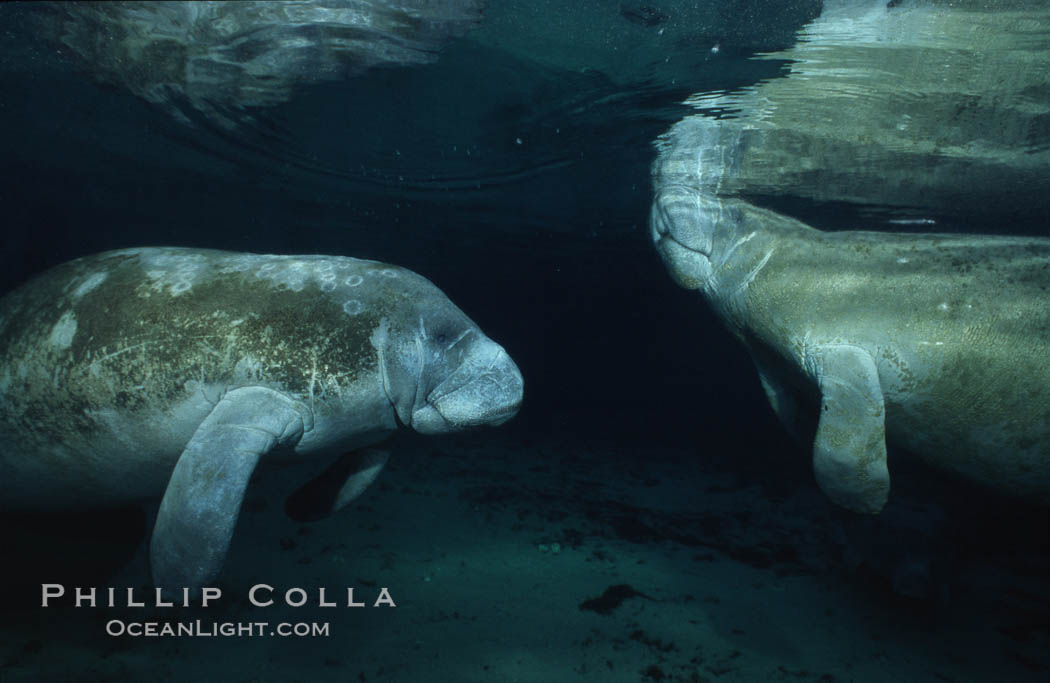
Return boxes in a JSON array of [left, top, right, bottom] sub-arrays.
[[651, 186, 1050, 513], [0, 247, 523, 589], [30, 1, 486, 127]]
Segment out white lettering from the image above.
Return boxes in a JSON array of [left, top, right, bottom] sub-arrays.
[[126, 587, 144, 607], [75, 586, 96, 607], [374, 587, 396, 607], [201, 587, 222, 607], [249, 584, 274, 607], [155, 587, 173, 608], [41, 584, 64, 607], [285, 588, 307, 607]]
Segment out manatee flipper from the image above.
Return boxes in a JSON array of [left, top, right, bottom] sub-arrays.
[[150, 386, 311, 591], [808, 344, 889, 514], [754, 357, 803, 441], [285, 448, 390, 522], [332, 448, 389, 511]]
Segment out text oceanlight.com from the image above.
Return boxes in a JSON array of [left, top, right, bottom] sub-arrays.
[[105, 620, 330, 638]]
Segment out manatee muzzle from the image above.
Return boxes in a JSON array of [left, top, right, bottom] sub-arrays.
[[651, 186, 714, 255], [412, 343, 523, 435], [651, 186, 719, 290]]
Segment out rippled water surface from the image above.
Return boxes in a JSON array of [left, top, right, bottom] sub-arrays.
[[0, 2, 823, 287]]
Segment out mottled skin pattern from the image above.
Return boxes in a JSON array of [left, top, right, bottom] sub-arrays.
[[0, 247, 523, 588], [653, 188, 1050, 511]]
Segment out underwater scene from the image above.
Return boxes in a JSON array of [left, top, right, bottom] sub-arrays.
[[0, 1, 1048, 681]]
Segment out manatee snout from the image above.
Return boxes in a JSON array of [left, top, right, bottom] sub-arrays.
[[651, 186, 712, 255], [414, 342, 523, 434], [650, 187, 722, 290]]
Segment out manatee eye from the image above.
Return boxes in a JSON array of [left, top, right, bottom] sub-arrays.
[[430, 325, 463, 349], [427, 322, 470, 350]]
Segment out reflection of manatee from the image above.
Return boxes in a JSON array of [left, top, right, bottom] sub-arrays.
[[664, 0, 1050, 224], [650, 2, 1050, 513], [0, 248, 523, 590], [35, 0, 485, 126]]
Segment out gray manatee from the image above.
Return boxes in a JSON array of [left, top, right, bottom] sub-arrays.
[[0, 247, 523, 590], [29, 1, 485, 127], [651, 185, 1050, 513]]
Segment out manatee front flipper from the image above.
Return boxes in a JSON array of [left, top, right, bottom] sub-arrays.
[[150, 386, 312, 591], [808, 344, 890, 514], [285, 448, 390, 522], [754, 356, 805, 442]]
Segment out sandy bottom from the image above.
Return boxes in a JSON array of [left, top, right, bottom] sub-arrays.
[[1, 430, 1047, 682]]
